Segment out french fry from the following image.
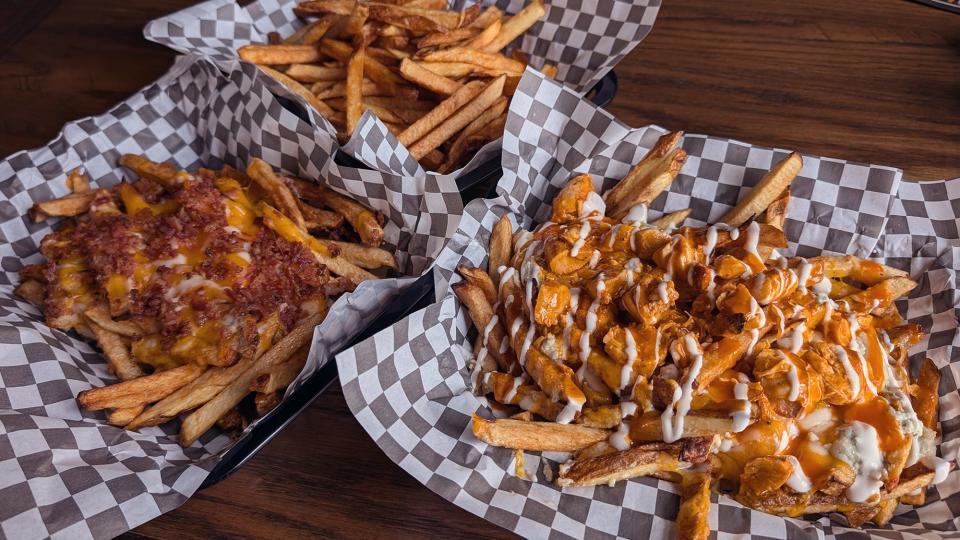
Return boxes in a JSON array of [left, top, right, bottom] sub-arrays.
[[260, 203, 375, 284], [608, 146, 688, 220], [299, 200, 346, 230], [913, 358, 940, 431], [602, 131, 683, 214], [88, 322, 144, 381], [286, 64, 346, 82], [15, 279, 45, 306], [763, 186, 790, 230], [366, 3, 476, 32], [464, 17, 501, 49], [66, 168, 91, 193], [651, 208, 691, 229], [301, 15, 338, 44], [472, 415, 608, 452], [257, 65, 337, 116], [255, 391, 282, 416], [119, 154, 179, 188], [557, 442, 684, 488], [295, 0, 357, 16], [398, 80, 484, 146], [487, 215, 513, 284], [408, 75, 506, 159], [30, 191, 97, 220], [677, 472, 712, 540], [722, 152, 803, 227], [286, 177, 385, 246], [179, 312, 326, 447], [250, 345, 310, 394], [420, 48, 525, 74], [78, 364, 204, 411], [106, 405, 144, 427], [399, 58, 463, 95], [812, 255, 908, 286], [441, 95, 508, 171], [346, 47, 366, 135], [417, 27, 480, 48], [247, 158, 308, 232], [319, 39, 405, 96], [453, 281, 513, 373], [238, 44, 322, 64], [482, 0, 545, 53], [457, 265, 497, 305], [324, 240, 398, 270], [84, 305, 143, 338]]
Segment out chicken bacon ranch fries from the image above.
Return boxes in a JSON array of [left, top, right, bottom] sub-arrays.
[[238, 0, 548, 172], [457, 132, 951, 537], [17, 156, 395, 447]]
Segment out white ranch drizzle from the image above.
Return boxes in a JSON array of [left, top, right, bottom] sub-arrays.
[[588, 249, 602, 269], [622, 203, 648, 226], [703, 225, 718, 264], [658, 273, 672, 303], [745, 328, 760, 359], [607, 224, 623, 248], [772, 304, 786, 337], [620, 328, 638, 391], [570, 222, 591, 257], [503, 375, 525, 402], [832, 421, 884, 503], [661, 335, 704, 442], [833, 345, 861, 400], [783, 455, 813, 493], [581, 191, 606, 220], [579, 277, 605, 366], [920, 455, 951, 485], [744, 221, 761, 262], [796, 258, 812, 293], [777, 350, 801, 401], [730, 382, 752, 433]]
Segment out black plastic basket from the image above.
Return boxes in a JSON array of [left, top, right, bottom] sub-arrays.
[[200, 69, 619, 487]]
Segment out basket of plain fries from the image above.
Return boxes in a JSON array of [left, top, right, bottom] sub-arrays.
[[336, 69, 960, 539], [0, 55, 467, 538], [144, 0, 658, 178]]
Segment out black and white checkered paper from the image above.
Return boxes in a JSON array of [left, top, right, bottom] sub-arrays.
[[143, 0, 661, 178], [0, 54, 461, 539], [337, 69, 960, 538]]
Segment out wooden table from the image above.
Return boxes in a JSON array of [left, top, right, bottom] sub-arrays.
[[1, 1, 957, 538]]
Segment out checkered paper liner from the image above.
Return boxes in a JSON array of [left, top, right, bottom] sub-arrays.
[[337, 69, 960, 538], [143, 0, 661, 178], [0, 54, 462, 539]]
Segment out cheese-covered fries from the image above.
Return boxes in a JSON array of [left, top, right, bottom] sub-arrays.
[[18, 157, 395, 446], [458, 131, 950, 535], [238, 0, 548, 172]]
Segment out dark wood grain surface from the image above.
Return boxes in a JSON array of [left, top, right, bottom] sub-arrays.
[[0, 1, 957, 539]]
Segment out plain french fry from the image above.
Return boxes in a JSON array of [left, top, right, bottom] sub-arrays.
[[651, 208, 691, 229], [602, 131, 683, 211], [677, 472, 712, 540], [417, 27, 480, 48], [420, 48, 525, 74], [106, 405, 144, 427], [457, 265, 497, 305], [88, 322, 144, 381], [722, 152, 803, 227], [30, 191, 97, 221], [238, 44, 322, 64], [453, 281, 513, 373], [488, 214, 513, 284], [319, 39, 405, 96], [78, 364, 204, 411], [250, 345, 310, 394], [346, 47, 366, 135], [464, 17, 501, 49], [763, 186, 790, 230], [400, 58, 463, 96], [472, 415, 608, 452], [366, 3, 475, 32], [482, 0, 544, 53], [324, 240, 398, 270], [299, 200, 346, 230], [287, 177, 385, 247], [608, 146, 688, 220], [441, 95, 508, 171], [179, 312, 326, 446], [257, 65, 337, 116], [409, 75, 505, 159], [294, 0, 356, 16], [301, 14, 338, 44], [286, 64, 346, 82], [255, 391, 282, 416], [247, 158, 308, 232], [398, 80, 484, 146], [66, 168, 90, 193], [557, 443, 683, 488]]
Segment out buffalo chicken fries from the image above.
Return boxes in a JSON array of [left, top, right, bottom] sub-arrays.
[[238, 0, 549, 172], [18, 156, 395, 446], [458, 132, 950, 537]]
